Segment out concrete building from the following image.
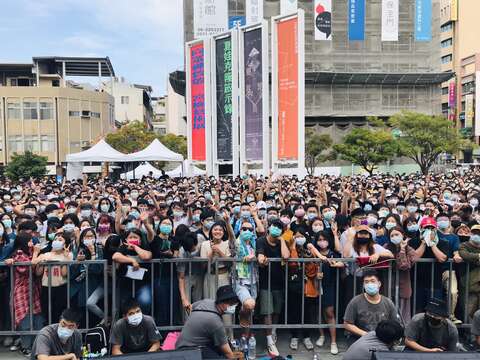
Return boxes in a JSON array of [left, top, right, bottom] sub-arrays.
[[0, 56, 115, 165], [183, 0, 451, 145], [151, 96, 167, 135], [102, 77, 153, 129], [166, 74, 187, 136]]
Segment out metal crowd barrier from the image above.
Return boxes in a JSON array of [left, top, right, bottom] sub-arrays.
[[0, 257, 476, 335]]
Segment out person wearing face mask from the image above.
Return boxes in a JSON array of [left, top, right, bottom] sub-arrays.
[[189, 207, 203, 232], [110, 298, 161, 355], [384, 227, 417, 322], [344, 269, 399, 344], [405, 298, 458, 352], [290, 204, 307, 234], [30, 308, 82, 360], [95, 214, 114, 245], [197, 209, 216, 243], [176, 285, 239, 359], [458, 224, 480, 319]]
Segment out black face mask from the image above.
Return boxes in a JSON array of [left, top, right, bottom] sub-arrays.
[[426, 314, 442, 327], [451, 220, 461, 229], [356, 237, 370, 246], [459, 235, 470, 243]]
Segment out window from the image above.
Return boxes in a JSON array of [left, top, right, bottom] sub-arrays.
[[24, 135, 39, 152], [441, 38, 453, 48], [462, 82, 475, 94], [121, 96, 129, 104], [52, 80, 60, 87], [7, 102, 21, 119], [81, 110, 90, 117], [23, 101, 38, 120], [441, 54, 452, 64], [8, 135, 23, 152], [40, 101, 53, 120], [442, 87, 449, 95], [69, 111, 80, 117], [441, 23, 453, 32], [41, 135, 54, 152], [91, 112, 101, 118]]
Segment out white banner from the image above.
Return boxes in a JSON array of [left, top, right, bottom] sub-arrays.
[[246, 0, 263, 25], [475, 71, 480, 136], [314, 0, 332, 41], [193, 0, 228, 39], [381, 0, 399, 41], [280, 0, 297, 15]]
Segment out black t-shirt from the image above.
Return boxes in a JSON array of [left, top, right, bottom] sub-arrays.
[[110, 315, 161, 354], [115, 238, 151, 277], [150, 235, 179, 278], [256, 236, 284, 291]]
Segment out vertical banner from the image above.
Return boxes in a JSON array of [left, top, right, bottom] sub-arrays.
[[215, 36, 233, 161], [277, 18, 299, 160], [193, 0, 228, 39], [348, 0, 365, 41], [415, 0, 432, 41], [189, 43, 206, 161], [448, 82, 456, 108], [465, 94, 474, 128], [314, 0, 332, 41], [244, 28, 263, 161], [381, 0, 399, 41], [246, 0, 263, 25], [475, 72, 480, 136], [281, 0, 297, 15]]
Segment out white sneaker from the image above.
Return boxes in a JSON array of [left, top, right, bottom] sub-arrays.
[[289, 337, 299, 350], [331, 342, 339, 355], [303, 337, 314, 350], [267, 342, 280, 357], [316, 335, 325, 347]]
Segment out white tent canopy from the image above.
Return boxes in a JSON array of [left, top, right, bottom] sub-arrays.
[[126, 139, 183, 162], [167, 161, 206, 177], [120, 162, 163, 180], [66, 139, 129, 162]]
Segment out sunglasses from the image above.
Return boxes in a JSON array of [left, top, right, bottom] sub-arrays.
[[241, 227, 253, 232]]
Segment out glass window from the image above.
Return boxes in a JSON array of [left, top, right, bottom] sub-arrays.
[[121, 96, 129, 104], [24, 135, 39, 152], [7, 102, 21, 119], [69, 111, 80, 117], [23, 101, 38, 120], [91, 112, 101, 118], [441, 23, 453, 32], [442, 87, 449, 95], [40, 101, 53, 120], [8, 135, 23, 152], [441, 38, 453, 48], [441, 54, 452, 64], [41, 135, 54, 152]]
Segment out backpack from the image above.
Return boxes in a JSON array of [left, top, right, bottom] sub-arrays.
[[84, 324, 109, 355]]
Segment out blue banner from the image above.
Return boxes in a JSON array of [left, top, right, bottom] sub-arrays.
[[229, 16, 246, 29], [348, 0, 365, 41], [415, 0, 431, 41]]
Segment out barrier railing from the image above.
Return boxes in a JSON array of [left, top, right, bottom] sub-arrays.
[[0, 257, 475, 335]]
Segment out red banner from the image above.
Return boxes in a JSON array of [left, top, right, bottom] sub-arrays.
[[190, 43, 206, 161], [277, 17, 299, 160]]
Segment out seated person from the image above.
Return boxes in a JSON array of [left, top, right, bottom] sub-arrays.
[[470, 309, 480, 350], [344, 268, 398, 342], [176, 285, 240, 359], [30, 308, 82, 360], [405, 298, 458, 352], [343, 320, 404, 360], [110, 298, 161, 355]]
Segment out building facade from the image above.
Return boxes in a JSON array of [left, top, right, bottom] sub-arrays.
[[166, 78, 187, 136], [0, 57, 115, 165], [183, 0, 448, 144], [151, 96, 167, 135]]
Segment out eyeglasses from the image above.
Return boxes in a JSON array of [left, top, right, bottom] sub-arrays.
[[241, 227, 253, 232]]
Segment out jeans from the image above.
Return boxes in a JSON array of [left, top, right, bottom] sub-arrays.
[[87, 285, 109, 321], [18, 314, 43, 350]]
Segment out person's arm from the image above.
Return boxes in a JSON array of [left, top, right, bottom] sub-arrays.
[[134, 245, 152, 261], [37, 355, 78, 360], [218, 342, 235, 359], [431, 244, 447, 263], [405, 338, 443, 352], [280, 237, 290, 260], [177, 271, 192, 312], [343, 322, 367, 337], [148, 341, 161, 352], [459, 245, 480, 264], [414, 241, 426, 258], [111, 344, 123, 356]]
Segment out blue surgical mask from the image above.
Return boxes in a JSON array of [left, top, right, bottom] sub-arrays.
[[57, 325, 74, 342], [160, 224, 172, 235], [241, 211, 251, 219], [63, 223, 75, 232], [205, 221, 214, 230], [2, 219, 12, 228], [364, 204, 372, 212], [307, 213, 317, 221], [407, 206, 418, 213], [130, 211, 140, 219], [233, 206, 241, 214], [385, 222, 396, 230], [295, 237, 306, 246], [192, 214, 201, 223], [323, 211, 335, 221], [269, 225, 282, 238], [471, 235, 480, 244], [437, 220, 450, 230], [52, 240, 64, 251], [407, 224, 419, 232], [224, 304, 237, 315], [390, 235, 403, 245], [364, 283, 379, 296], [240, 230, 253, 241]]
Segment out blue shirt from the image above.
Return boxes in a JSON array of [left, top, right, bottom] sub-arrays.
[[438, 232, 459, 253]]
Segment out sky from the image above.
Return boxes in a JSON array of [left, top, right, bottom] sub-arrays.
[[0, 0, 184, 95]]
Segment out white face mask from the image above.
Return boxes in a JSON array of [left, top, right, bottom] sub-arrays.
[[295, 237, 306, 246], [127, 312, 143, 326], [224, 304, 237, 315]]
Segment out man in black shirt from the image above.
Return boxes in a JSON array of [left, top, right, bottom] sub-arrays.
[[256, 219, 290, 357]]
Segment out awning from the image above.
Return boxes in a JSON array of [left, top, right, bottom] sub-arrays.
[[66, 139, 129, 162], [305, 71, 455, 85], [126, 138, 183, 162]]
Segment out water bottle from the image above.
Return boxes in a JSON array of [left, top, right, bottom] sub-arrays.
[[248, 334, 256, 359], [241, 336, 248, 358]]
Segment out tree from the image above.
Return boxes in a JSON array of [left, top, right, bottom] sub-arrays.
[[305, 130, 333, 175], [389, 111, 471, 175], [5, 151, 48, 181], [105, 121, 157, 153], [159, 133, 187, 158], [333, 128, 397, 175]]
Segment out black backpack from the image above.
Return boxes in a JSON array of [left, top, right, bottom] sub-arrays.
[[84, 324, 109, 355]]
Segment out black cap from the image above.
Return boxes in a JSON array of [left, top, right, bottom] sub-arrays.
[[425, 298, 448, 318], [215, 285, 239, 304]]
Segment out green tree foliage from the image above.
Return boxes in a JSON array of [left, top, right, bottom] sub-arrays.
[[333, 128, 397, 175], [389, 111, 471, 175], [159, 133, 187, 158], [305, 130, 333, 175], [5, 151, 48, 181]]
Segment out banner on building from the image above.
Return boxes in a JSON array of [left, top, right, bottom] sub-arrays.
[[244, 28, 264, 161], [381, 0, 399, 41], [475, 72, 480, 136], [348, 0, 365, 41], [277, 17, 299, 160], [448, 81, 456, 108], [229, 16, 246, 29], [215, 36, 233, 161], [281, 0, 297, 15], [193, 0, 228, 39], [415, 0, 432, 41], [314, 0, 332, 41], [246, 0, 263, 25], [189, 43, 206, 161], [465, 94, 474, 128]]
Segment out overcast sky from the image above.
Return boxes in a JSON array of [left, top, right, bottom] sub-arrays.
[[0, 0, 184, 95]]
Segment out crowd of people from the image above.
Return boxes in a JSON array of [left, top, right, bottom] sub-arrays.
[[1, 170, 480, 358]]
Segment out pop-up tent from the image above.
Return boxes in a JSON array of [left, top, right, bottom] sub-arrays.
[[120, 162, 163, 180], [66, 139, 129, 162], [126, 139, 183, 162], [167, 160, 206, 177]]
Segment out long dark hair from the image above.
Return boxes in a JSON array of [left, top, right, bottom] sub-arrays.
[[13, 231, 32, 255], [353, 232, 375, 256], [385, 226, 405, 255]]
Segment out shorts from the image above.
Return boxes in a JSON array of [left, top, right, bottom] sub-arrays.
[[321, 285, 335, 308], [259, 289, 284, 316], [234, 282, 257, 304]]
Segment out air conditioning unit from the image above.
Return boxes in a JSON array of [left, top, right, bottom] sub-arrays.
[[81, 110, 91, 118]]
